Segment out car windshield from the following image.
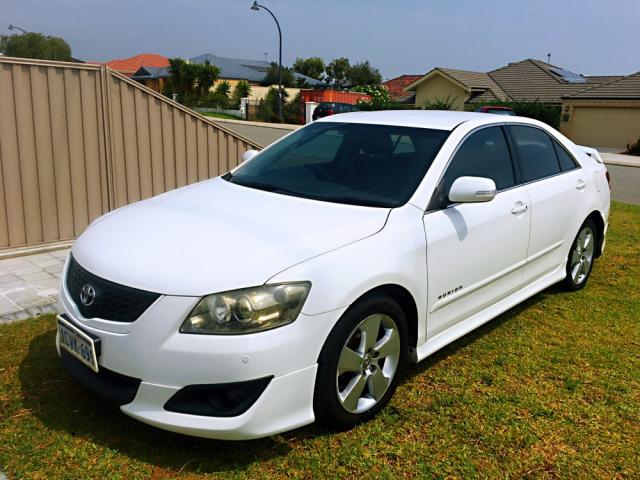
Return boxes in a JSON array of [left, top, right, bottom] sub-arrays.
[[226, 122, 449, 208]]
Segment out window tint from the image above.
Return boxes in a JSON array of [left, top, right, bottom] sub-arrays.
[[430, 126, 514, 210], [229, 122, 449, 208], [553, 140, 579, 171], [510, 126, 561, 182]]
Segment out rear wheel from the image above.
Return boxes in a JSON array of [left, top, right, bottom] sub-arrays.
[[314, 295, 407, 429], [562, 218, 597, 291]]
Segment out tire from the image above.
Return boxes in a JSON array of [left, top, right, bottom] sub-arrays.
[[562, 218, 598, 291], [313, 294, 408, 429]]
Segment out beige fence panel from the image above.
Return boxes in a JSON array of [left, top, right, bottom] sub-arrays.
[[0, 57, 259, 253]]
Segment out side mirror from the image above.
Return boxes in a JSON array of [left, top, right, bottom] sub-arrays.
[[241, 149, 259, 163], [448, 176, 496, 203]]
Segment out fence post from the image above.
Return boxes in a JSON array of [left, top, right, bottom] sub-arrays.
[[99, 65, 116, 211]]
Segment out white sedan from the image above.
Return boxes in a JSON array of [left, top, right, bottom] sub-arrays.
[[56, 111, 610, 440]]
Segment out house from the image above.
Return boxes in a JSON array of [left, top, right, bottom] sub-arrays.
[[560, 72, 640, 149], [404, 59, 622, 109], [382, 74, 422, 103], [101, 53, 169, 77], [131, 66, 170, 92], [189, 53, 323, 100]]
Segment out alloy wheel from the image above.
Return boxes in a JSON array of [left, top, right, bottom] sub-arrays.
[[336, 313, 401, 414], [570, 226, 595, 285]]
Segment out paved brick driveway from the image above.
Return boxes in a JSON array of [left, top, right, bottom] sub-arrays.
[[0, 250, 68, 322]]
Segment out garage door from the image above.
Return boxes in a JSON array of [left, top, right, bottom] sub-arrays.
[[571, 107, 640, 148]]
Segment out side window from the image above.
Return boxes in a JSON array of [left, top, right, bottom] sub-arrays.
[[553, 139, 579, 171], [430, 126, 515, 210], [510, 126, 561, 182]]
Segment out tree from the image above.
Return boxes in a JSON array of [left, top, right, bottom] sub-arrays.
[[325, 57, 350, 88], [164, 58, 220, 107], [231, 80, 252, 108], [293, 57, 325, 81], [262, 62, 295, 88], [207, 80, 231, 108], [257, 86, 290, 123], [0, 32, 72, 61], [348, 60, 382, 87]]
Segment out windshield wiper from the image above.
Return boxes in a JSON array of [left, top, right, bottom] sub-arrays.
[[231, 179, 307, 198]]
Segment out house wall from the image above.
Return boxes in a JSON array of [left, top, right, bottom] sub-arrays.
[[414, 74, 469, 110], [0, 57, 259, 252], [208, 78, 301, 102], [560, 99, 640, 149]]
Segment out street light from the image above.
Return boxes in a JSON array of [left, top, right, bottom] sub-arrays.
[[251, 1, 283, 121], [8, 24, 27, 34]]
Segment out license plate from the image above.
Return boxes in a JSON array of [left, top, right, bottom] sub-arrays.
[[57, 315, 100, 372]]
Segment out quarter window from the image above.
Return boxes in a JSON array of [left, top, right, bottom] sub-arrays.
[[553, 140, 579, 171], [430, 126, 515, 210], [510, 126, 561, 182]]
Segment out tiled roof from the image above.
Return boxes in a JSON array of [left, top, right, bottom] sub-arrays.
[[487, 59, 595, 103], [190, 53, 323, 86], [564, 72, 640, 99], [439, 68, 510, 101], [102, 53, 169, 76], [383, 74, 422, 100], [131, 66, 170, 80], [586, 75, 624, 84]]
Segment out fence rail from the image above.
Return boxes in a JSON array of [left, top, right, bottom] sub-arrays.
[[0, 57, 259, 252]]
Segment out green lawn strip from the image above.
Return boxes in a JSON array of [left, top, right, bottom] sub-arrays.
[[1, 202, 638, 478], [199, 111, 242, 120]]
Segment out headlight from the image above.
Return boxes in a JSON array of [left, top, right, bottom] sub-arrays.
[[180, 282, 311, 335]]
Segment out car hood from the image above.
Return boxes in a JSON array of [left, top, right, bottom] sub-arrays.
[[72, 178, 389, 296]]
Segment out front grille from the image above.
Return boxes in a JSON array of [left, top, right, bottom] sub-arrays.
[[65, 255, 161, 322]]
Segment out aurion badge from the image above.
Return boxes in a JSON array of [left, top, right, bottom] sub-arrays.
[[79, 284, 96, 306]]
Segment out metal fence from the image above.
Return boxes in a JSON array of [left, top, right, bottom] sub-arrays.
[[0, 57, 259, 252]]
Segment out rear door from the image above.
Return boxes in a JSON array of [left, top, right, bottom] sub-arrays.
[[423, 125, 531, 340], [507, 125, 586, 282]]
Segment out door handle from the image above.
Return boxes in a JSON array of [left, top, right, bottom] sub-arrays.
[[511, 202, 528, 215], [576, 179, 586, 191]]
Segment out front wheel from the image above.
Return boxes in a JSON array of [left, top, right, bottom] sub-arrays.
[[313, 295, 408, 429], [562, 218, 597, 291]]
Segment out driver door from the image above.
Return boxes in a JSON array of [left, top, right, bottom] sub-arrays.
[[422, 126, 530, 340]]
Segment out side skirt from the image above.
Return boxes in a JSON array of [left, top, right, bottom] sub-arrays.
[[411, 264, 566, 363]]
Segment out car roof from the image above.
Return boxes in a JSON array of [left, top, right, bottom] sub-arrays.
[[315, 110, 521, 131]]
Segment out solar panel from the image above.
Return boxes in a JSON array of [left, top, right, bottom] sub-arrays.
[[549, 67, 587, 84]]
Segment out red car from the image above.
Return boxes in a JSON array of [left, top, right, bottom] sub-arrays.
[[474, 105, 515, 116]]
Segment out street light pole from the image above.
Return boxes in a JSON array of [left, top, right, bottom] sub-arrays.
[[251, 1, 283, 122], [8, 24, 28, 34]]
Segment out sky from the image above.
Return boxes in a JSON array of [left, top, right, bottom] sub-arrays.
[[4, 0, 640, 79]]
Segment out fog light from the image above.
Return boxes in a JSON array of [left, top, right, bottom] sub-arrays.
[[164, 377, 273, 417]]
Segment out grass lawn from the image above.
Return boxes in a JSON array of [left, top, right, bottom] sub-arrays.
[[1, 202, 638, 479], [199, 111, 242, 120]]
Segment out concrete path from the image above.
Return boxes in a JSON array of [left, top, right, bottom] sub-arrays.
[[601, 152, 640, 168], [0, 249, 67, 323]]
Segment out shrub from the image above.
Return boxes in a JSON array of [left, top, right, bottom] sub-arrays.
[[467, 100, 562, 129], [231, 80, 252, 109], [423, 95, 457, 110], [256, 87, 289, 123], [625, 137, 640, 156], [352, 85, 391, 110]]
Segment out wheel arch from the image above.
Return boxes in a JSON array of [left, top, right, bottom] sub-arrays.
[[585, 210, 606, 258], [347, 284, 419, 350]]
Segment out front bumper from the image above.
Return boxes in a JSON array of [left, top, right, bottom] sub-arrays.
[[57, 278, 344, 440]]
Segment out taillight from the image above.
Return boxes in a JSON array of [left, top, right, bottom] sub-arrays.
[[605, 170, 611, 190]]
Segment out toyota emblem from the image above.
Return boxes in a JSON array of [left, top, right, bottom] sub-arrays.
[[79, 284, 96, 306]]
